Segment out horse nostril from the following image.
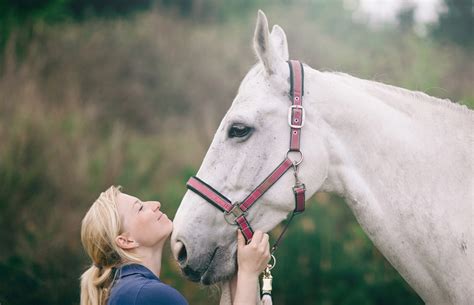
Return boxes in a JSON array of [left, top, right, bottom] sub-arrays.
[[178, 243, 188, 265]]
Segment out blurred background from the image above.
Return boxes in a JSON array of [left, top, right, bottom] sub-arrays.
[[0, 0, 472, 304]]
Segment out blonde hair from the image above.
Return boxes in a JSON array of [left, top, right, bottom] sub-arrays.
[[80, 186, 140, 305]]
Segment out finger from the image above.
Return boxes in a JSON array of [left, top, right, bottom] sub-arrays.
[[257, 233, 269, 250], [237, 230, 245, 249], [259, 237, 270, 256], [262, 235, 270, 252], [264, 242, 270, 259], [251, 230, 264, 245]]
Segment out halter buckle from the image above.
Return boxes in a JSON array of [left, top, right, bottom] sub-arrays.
[[224, 203, 247, 225], [288, 105, 305, 128]]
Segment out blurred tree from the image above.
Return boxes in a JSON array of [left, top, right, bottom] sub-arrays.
[[0, 0, 155, 21], [397, 2, 416, 33], [69, 0, 154, 19], [0, 0, 155, 51], [431, 0, 473, 48], [157, 0, 261, 22]]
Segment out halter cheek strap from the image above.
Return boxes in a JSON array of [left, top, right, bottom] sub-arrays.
[[186, 60, 306, 244], [289, 59, 305, 151]]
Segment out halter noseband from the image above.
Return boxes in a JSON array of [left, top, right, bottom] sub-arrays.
[[186, 60, 306, 246]]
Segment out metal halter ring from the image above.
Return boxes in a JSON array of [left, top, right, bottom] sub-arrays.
[[286, 150, 303, 166], [224, 203, 246, 225], [267, 254, 277, 270]]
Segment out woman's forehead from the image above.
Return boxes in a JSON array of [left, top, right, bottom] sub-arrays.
[[117, 193, 140, 211]]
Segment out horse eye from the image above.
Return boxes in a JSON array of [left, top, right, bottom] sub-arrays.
[[228, 124, 252, 138]]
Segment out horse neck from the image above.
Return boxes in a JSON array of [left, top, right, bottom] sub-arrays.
[[302, 67, 472, 226], [304, 68, 469, 195], [301, 68, 474, 303]]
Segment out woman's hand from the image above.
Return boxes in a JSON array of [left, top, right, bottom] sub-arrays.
[[231, 230, 271, 305], [237, 230, 271, 276]]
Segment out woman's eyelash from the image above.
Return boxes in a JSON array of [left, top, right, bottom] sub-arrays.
[[139, 204, 144, 211]]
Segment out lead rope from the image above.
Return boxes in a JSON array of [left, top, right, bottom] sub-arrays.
[[260, 215, 294, 305], [261, 255, 275, 305], [260, 161, 302, 305]]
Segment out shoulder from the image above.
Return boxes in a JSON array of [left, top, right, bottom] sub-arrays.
[[136, 281, 188, 305]]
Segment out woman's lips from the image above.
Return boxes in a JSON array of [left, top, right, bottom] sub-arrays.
[[157, 212, 164, 221]]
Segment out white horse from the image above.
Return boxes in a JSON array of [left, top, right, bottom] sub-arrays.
[[171, 11, 474, 305]]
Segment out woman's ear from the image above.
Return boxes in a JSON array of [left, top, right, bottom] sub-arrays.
[[115, 234, 139, 250]]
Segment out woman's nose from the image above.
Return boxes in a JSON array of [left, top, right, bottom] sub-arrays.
[[152, 201, 161, 211]]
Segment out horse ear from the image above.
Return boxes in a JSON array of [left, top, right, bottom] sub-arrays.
[[270, 25, 289, 61], [253, 10, 284, 75]]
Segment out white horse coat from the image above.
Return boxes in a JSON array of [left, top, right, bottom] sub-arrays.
[[171, 11, 474, 305]]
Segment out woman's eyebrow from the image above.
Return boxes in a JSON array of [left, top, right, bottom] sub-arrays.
[[132, 199, 141, 208]]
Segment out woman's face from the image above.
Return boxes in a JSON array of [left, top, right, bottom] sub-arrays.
[[116, 192, 173, 248]]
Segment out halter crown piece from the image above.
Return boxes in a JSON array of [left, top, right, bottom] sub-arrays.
[[186, 60, 306, 245]]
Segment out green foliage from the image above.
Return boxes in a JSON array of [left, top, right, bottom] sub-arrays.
[[397, 4, 416, 33], [157, 0, 263, 22], [0, 0, 155, 22], [0, 1, 472, 305], [272, 195, 423, 304], [430, 0, 474, 48], [0, 0, 155, 51], [0, 113, 83, 305]]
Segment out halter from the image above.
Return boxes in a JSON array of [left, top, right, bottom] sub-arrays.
[[186, 60, 306, 247]]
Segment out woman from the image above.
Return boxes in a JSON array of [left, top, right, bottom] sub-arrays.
[[80, 186, 270, 305]]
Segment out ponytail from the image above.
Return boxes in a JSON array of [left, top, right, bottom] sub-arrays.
[[80, 265, 116, 305]]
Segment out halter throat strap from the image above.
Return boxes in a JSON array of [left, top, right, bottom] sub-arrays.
[[186, 60, 306, 243]]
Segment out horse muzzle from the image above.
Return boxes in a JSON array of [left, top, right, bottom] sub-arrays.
[[172, 239, 234, 284]]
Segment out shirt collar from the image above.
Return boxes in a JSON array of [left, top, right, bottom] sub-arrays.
[[117, 263, 160, 281]]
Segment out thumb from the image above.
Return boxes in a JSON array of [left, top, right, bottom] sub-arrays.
[[237, 230, 245, 248]]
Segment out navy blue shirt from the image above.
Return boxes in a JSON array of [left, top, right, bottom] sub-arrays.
[[108, 264, 188, 305]]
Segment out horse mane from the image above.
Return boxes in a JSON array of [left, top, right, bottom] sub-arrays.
[[328, 71, 473, 116], [241, 63, 472, 118]]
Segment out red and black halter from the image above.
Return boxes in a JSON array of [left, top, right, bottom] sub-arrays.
[[187, 60, 306, 248]]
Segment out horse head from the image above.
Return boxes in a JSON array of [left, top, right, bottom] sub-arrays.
[[171, 11, 329, 285]]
